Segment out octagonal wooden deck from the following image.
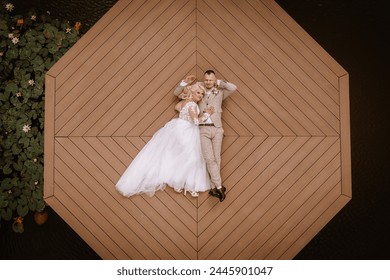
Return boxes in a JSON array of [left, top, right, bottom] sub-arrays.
[[44, 0, 351, 259]]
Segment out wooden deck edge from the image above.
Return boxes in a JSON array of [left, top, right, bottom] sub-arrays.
[[46, 0, 128, 78], [266, 0, 347, 77], [281, 194, 351, 259], [44, 75, 55, 199], [45, 196, 114, 259], [339, 74, 352, 197]]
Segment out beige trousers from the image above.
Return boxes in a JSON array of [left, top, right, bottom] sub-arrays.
[[199, 126, 224, 188]]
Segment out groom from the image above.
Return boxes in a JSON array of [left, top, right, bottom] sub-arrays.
[[174, 70, 237, 202]]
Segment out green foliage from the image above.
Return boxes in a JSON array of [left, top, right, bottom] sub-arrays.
[[0, 2, 80, 228]]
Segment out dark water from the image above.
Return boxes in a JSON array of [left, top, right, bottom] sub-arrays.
[[1, 0, 389, 259], [10, 0, 118, 33]]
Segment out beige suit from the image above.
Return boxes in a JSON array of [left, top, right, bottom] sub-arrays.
[[174, 80, 237, 188]]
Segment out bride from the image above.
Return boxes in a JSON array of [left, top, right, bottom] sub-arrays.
[[115, 82, 213, 198]]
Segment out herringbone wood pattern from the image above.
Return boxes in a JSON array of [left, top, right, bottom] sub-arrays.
[[44, 0, 351, 259]]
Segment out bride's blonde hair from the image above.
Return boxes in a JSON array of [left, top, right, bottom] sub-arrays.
[[182, 82, 205, 99]]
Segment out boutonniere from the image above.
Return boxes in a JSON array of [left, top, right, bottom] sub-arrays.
[[211, 87, 219, 95]]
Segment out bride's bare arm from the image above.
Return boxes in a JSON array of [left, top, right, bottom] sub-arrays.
[[175, 100, 184, 112]]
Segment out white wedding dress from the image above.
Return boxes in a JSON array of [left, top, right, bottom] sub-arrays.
[[115, 101, 210, 197]]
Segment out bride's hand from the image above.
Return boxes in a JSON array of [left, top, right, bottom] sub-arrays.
[[184, 74, 196, 85], [205, 106, 214, 115]]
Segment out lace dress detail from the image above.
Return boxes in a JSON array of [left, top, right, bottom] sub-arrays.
[[179, 101, 200, 125]]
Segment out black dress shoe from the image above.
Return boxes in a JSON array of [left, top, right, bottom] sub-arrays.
[[217, 186, 226, 202], [209, 188, 221, 199]]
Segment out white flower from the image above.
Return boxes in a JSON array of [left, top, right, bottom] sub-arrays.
[[46, 11, 50, 15], [28, 79, 35, 86], [65, 27, 72, 34], [33, 158, 37, 163], [31, 15, 36, 21], [11, 37, 19, 44], [8, 33, 14, 39], [22, 124, 31, 133], [5, 3, 14, 12], [16, 92, 22, 97], [34, 181, 39, 185]]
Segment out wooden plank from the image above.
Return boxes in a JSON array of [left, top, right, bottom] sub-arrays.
[[45, 0, 351, 260], [227, 95, 268, 136], [220, 104, 253, 136], [262, 0, 348, 78], [221, 137, 258, 170], [198, 25, 311, 136], [73, 25, 197, 137], [55, 167, 138, 259], [45, 196, 114, 259], [221, 136, 239, 156], [54, 0, 169, 114], [55, 143, 162, 259], [199, 136, 306, 254], [99, 137, 133, 167], [47, 0, 132, 78], [197, 44, 294, 136], [199, 136, 320, 258], [195, 56, 280, 136], [114, 137, 143, 160], [276, 189, 350, 260], [221, 137, 267, 182], [56, 138, 193, 259], [205, 0, 340, 116], [114, 57, 198, 137], [136, 66, 197, 137], [214, 0, 340, 122], [229, 138, 340, 259], [243, 0, 340, 94], [199, 136, 281, 221], [44, 75, 55, 198], [54, 0, 164, 92], [69, 137, 197, 257], [70, 137, 198, 235], [260, 160, 341, 259], [339, 74, 352, 197], [106, 36, 198, 135], [198, 1, 340, 135], [222, 97, 266, 137], [55, 0, 193, 135], [141, 98, 177, 133]]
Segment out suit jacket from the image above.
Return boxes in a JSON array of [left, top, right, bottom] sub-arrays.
[[174, 80, 237, 127]]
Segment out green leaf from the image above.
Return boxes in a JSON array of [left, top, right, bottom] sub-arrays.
[[5, 48, 18, 59], [17, 204, 29, 217], [3, 163, 12, 175], [19, 137, 30, 148], [12, 160, 24, 172], [5, 82, 18, 95], [39, 47, 49, 57], [1, 178, 12, 190], [1, 208, 12, 221], [36, 200, 45, 212], [19, 47, 32, 60], [0, 196, 8, 208], [12, 143, 22, 155], [17, 195, 28, 206], [28, 200, 37, 212]]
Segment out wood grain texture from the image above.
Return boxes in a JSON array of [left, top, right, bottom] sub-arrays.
[[44, 0, 351, 259]]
